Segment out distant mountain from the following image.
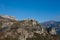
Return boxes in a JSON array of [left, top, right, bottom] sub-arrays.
[[42, 21, 60, 27], [42, 20, 60, 35]]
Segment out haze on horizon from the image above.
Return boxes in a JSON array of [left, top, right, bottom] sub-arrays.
[[0, 0, 60, 22]]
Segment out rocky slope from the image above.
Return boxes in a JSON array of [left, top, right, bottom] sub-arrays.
[[0, 15, 60, 40]]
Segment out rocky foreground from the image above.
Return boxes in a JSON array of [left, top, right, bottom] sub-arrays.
[[0, 15, 60, 40]]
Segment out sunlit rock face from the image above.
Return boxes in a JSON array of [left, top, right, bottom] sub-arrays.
[[50, 28, 57, 35], [0, 15, 15, 20]]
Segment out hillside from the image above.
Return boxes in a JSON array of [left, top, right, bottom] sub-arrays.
[[0, 15, 60, 40]]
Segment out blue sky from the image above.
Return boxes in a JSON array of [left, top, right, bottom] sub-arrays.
[[0, 0, 60, 22]]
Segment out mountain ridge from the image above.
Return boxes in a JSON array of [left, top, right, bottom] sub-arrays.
[[0, 15, 60, 40]]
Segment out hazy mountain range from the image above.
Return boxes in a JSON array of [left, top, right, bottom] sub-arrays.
[[42, 20, 60, 35]]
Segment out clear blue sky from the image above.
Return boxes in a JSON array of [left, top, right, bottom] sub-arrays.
[[0, 0, 60, 22]]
